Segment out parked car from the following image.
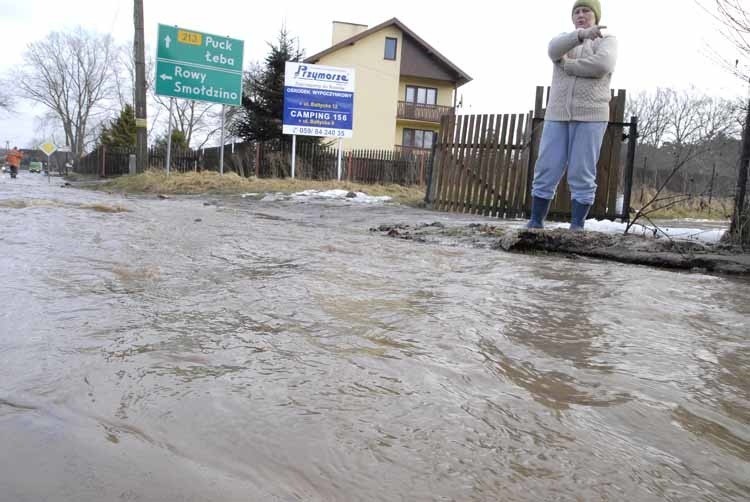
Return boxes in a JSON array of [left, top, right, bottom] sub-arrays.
[[29, 161, 43, 173]]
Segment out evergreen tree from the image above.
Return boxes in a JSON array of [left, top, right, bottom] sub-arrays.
[[100, 104, 136, 148], [154, 129, 189, 152], [231, 28, 312, 143]]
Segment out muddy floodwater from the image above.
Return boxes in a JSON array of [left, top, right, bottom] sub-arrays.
[[1, 175, 749, 501]]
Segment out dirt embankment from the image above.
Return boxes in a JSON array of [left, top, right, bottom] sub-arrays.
[[372, 223, 750, 276]]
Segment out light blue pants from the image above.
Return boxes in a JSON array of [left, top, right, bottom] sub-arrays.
[[531, 121, 608, 205]]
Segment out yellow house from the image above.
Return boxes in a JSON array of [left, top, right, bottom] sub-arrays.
[[305, 18, 472, 151]]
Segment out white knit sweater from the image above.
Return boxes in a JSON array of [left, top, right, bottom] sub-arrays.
[[544, 31, 618, 122]]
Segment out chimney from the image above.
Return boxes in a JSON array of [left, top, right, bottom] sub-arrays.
[[332, 21, 368, 45]]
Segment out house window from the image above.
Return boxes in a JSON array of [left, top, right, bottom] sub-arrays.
[[384, 37, 398, 60], [405, 85, 437, 105], [403, 128, 436, 149]]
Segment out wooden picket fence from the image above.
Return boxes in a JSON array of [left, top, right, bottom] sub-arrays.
[[427, 112, 533, 217], [76, 146, 200, 177], [346, 148, 431, 185], [426, 87, 637, 221], [76, 141, 431, 186]]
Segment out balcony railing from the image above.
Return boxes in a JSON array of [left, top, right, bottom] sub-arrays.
[[397, 101, 454, 123]]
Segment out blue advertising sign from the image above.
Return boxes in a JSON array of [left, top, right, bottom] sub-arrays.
[[283, 62, 355, 138]]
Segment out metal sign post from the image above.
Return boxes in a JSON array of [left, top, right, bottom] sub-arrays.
[[166, 98, 174, 175], [58, 144, 71, 178], [337, 139, 343, 181], [219, 104, 226, 175], [291, 134, 296, 179], [39, 142, 57, 183]]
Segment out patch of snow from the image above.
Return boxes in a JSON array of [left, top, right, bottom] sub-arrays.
[[293, 189, 392, 204], [507, 218, 726, 244], [671, 218, 731, 224], [585, 219, 726, 244], [259, 189, 392, 204]]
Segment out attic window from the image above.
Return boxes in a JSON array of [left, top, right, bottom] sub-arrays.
[[384, 37, 398, 60]]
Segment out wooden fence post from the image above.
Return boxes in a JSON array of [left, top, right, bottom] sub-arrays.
[[100, 145, 106, 178], [254, 142, 260, 178]]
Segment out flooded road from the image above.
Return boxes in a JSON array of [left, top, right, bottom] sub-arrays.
[[1, 174, 749, 501]]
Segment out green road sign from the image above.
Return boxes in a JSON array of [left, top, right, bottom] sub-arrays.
[[155, 24, 244, 106], [155, 61, 242, 105]]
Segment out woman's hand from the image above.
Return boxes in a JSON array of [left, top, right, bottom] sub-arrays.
[[577, 25, 607, 41]]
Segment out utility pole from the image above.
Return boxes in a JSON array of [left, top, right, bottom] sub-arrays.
[[134, 0, 148, 172]]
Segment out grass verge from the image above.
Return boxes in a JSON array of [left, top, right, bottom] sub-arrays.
[[99, 170, 427, 206], [631, 187, 733, 220]]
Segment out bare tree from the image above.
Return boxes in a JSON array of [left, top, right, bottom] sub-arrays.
[[113, 43, 136, 110], [110, 42, 166, 143], [29, 113, 66, 148], [0, 88, 12, 112], [731, 99, 750, 244], [696, 0, 750, 81], [625, 88, 737, 234], [15, 27, 117, 160], [715, 0, 750, 244], [627, 89, 673, 192], [627, 88, 672, 148], [153, 96, 222, 149], [695, 0, 750, 244], [113, 42, 157, 109]]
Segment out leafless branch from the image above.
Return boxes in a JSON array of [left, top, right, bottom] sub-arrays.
[[14, 27, 118, 158], [625, 87, 737, 233]]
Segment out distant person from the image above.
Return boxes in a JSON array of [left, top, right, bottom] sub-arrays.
[[527, 0, 618, 230], [5, 146, 23, 177]]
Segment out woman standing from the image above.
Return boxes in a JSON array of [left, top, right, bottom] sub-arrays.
[[527, 0, 618, 230]]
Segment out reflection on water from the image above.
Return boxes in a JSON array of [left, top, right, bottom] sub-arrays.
[[1, 175, 749, 501]]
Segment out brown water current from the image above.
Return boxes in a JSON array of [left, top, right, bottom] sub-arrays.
[[1, 175, 748, 501]]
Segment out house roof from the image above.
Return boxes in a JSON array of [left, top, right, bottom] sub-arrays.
[[305, 17, 472, 87]]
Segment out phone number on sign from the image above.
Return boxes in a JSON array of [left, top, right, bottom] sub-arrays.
[[294, 127, 347, 137]]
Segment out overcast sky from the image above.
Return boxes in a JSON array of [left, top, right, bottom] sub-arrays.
[[0, 0, 746, 149]]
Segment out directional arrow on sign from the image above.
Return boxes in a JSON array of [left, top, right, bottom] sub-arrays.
[[155, 24, 244, 106]]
